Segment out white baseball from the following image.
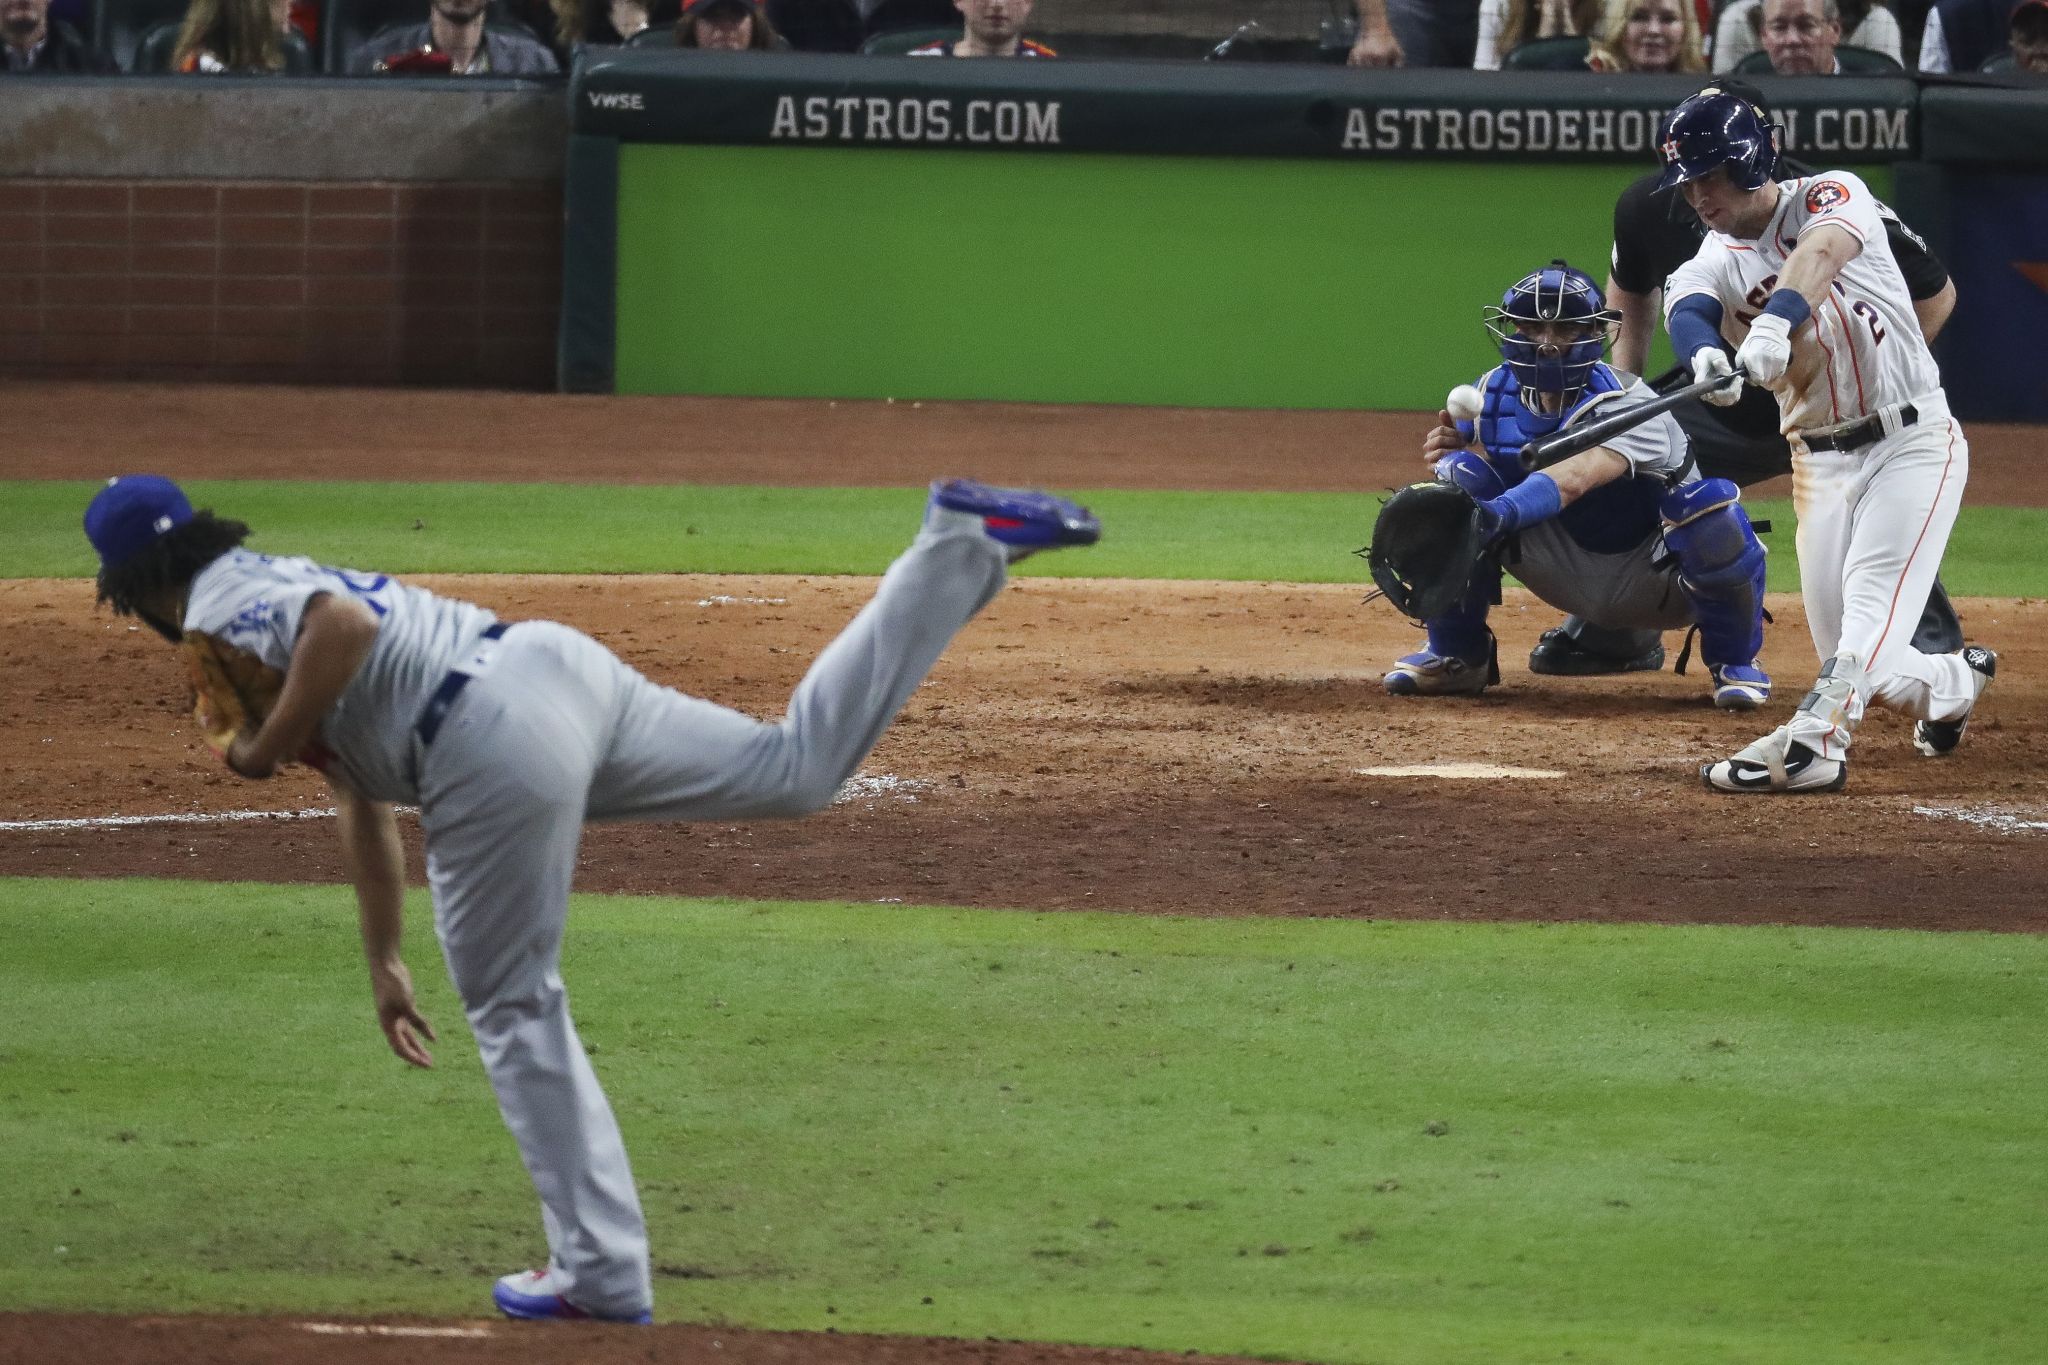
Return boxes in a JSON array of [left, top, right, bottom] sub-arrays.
[[1445, 385, 1484, 423]]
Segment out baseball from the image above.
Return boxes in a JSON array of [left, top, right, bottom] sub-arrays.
[[1445, 385, 1484, 423]]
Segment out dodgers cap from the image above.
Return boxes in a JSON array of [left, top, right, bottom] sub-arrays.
[[84, 475, 193, 570]]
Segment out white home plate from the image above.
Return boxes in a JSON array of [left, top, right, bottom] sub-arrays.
[[1355, 763, 1565, 780], [299, 1323, 494, 1339]]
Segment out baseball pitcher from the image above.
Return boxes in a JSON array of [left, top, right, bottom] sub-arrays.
[[83, 473, 1100, 1324], [1656, 90, 1997, 794], [1379, 260, 1772, 711]]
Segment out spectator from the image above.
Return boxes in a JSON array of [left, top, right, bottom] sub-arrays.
[[0, 0, 116, 69], [1348, 0, 1484, 66], [172, 0, 289, 70], [1757, 0, 1847, 70], [1712, 0, 1901, 69], [907, 0, 1051, 55], [1473, 0, 1605, 70], [674, 0, 779, 47], [540, 0, 677, 51], [1586, 0, 1707, 69], [1918, 0, 2018, 68], [2012, 0, 2048, 69], [349, 0, 560, 71]]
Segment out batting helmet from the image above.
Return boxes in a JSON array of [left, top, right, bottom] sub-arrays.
[[1483, 260, 1617, 405], [1653, 90, 1777, 194]]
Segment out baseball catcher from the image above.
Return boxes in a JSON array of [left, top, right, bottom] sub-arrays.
[[1373, 260, 1771, 709]]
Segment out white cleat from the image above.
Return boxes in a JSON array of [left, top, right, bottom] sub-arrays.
[[1913, 645, 1996, 758], [1701, 724, 1847, 794]]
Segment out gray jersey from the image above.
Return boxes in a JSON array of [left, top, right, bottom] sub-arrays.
[[183, 549, 498, 801]]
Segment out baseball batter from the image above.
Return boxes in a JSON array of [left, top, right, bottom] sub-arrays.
[[1656, 90, 1996, 793], [83, 473, 1101, 1323], [1384, 260, 1771, 711]]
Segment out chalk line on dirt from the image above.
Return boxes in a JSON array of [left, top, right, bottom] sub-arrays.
[[1355, 763, 1566, 780]]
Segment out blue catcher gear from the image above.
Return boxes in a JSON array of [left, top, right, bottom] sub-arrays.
[[1660, 478, 1772, 711], [1483, 261, 1620, 409], [1383, 450, 1506, 696], [1654, 90, 1777, 194]]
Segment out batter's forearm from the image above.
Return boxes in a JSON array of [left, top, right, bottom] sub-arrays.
[[1777, 223, 1861, 311], [339, 794, 407, 966]]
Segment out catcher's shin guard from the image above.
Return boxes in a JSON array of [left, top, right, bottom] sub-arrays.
[[1661, 479, 1769, 707]]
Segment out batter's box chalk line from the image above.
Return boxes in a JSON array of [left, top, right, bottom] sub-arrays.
[[1354, 762, 1566, 780], [1910, 803, 2048, 835], [0, 806, 421, 833], [297, 1323, 494, 1339], [692, 595, 788, 607]]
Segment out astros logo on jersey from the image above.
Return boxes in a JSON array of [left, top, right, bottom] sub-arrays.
[[1805, 180, 1852, 213]]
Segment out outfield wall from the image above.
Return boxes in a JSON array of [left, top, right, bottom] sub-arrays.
[[566, 54, 2048, 419]]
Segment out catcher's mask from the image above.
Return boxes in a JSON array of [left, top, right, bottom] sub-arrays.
[[1362, 481, 1491, 622], [1483, 261, 1618, 409]]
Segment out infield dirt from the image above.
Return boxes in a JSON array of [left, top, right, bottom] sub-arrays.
[[3, 382, 2044, 1362]]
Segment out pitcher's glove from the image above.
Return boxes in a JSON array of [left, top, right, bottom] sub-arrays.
[[1359, 480, 1496, 622], [179, 631, 286, 757]]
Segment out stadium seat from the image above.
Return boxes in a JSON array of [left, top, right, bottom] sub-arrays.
[[858, 24, 952, 54], [1501, 35, 1591, 69], [1732, 42, 1902, 73], [861, 0, 953, 41], [625, 21, 673, 45], [92, 0, 191, 71], [1977, 50, 2018, 71], [765, 0, 860, 52]]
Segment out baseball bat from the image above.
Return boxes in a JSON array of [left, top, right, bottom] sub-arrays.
[[1516, 373, 1729, 472]]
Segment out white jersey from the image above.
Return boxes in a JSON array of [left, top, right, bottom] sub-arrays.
[[184, 549, 499, 802], [1663, 170, 1942, 435]]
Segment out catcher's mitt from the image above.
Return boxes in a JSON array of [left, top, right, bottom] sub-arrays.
[[179, 631, 285, 756], [1360, 480, 1494, 622]]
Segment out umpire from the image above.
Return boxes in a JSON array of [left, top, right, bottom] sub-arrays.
[[1598, 78, 1965, 661]]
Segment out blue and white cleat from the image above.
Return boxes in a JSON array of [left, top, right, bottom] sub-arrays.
[[1383, 639, 1497, 697], [1709, 662, 1772, 711], [493, 1268, 652, 1324], [928, 478, 1101, 560]]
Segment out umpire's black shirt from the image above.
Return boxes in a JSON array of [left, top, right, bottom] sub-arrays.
[[1610, 161, 1950, 485]]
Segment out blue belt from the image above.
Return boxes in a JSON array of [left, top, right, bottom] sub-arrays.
[[416, 622, 509, 747]]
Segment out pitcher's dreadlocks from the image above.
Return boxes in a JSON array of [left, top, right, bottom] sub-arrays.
[[95, 511, 250, 643]]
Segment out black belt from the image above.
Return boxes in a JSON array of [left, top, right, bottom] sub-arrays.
[[1803, 404, 1916, 453], [416, 622, 508, 747]]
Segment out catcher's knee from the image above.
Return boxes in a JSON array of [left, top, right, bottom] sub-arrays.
[[1661, 479, 1762, 592], [1434, 449, 1508, 501]]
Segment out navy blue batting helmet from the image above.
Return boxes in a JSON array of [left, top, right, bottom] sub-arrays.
[[1654, 90, 1777, 193], [1483, 261, 1616, 404]]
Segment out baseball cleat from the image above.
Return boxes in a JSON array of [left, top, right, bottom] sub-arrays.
[[1709, 662, 1772, 711], [493, 1268, 652, 1324], [1913, 645, 1996, 758], [1384, 637, 1498, 697], [1700, 725, 1846, 794], [928, 478, 1100, 561], [1527, 627, 1665, 676]]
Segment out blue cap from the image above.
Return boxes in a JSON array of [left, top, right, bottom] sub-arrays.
[[84, 475, 194, 570]]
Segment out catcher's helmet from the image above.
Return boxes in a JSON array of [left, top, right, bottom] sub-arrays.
[[1483, 260, 1617, 406], [1653, 90, 1777, 194]]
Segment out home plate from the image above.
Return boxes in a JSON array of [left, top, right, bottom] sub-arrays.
[[1355, 763, 1565, 780]]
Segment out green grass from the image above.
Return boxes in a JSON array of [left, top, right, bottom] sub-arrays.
[[12, 480, 2048, 594], [4, 877, 2046, 1364]]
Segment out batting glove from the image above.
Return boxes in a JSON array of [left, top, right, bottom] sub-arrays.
[[1734, 315, 1792, 388], [1691, 346, 1744, 408]]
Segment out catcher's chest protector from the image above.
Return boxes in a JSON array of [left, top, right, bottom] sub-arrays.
[[1477, 363, 1624, 478]]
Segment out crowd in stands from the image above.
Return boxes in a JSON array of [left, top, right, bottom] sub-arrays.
[[2, 0, 2042, 75], [1352, 0, 2046, 73]]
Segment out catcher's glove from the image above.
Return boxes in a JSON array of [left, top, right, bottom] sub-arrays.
[[1360, 480, 1496, 622], [179, 631, 285, 757]]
